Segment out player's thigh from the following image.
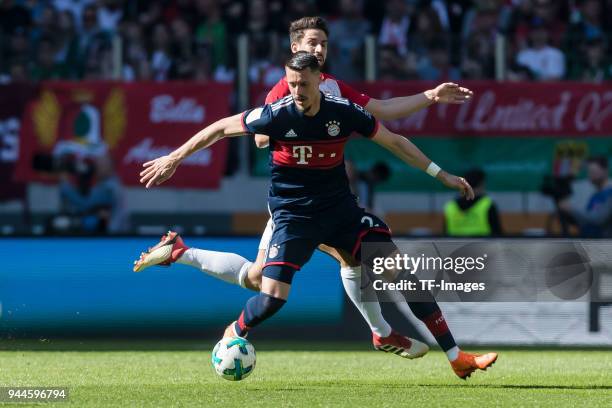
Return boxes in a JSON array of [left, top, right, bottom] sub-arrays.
[[261, 276, 291, 299], [326, 210, 392, 262], [262, 222, 319, 284], [361, 231, 400, 280], [317, 244, 359, 267]]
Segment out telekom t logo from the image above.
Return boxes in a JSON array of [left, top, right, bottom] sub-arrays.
[[292, 145, 313, 164]]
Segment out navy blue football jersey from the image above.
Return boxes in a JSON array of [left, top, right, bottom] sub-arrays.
[[241, 92, 379, 215]]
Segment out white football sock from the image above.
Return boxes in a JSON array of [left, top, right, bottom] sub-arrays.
[[178, 248, 252, 287], [340, 266, 392, 337], [446, 346, 460, 361]]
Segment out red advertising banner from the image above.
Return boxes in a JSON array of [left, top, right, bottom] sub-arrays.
[[0, 83, 38, 200], [251, 81, 612, 136], [16, 81, 232, 188]]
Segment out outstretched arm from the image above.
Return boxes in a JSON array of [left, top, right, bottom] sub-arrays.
[[365, 83, 473, 121], [139, 113, 246, 188], [371, 123, 474, 199], [255, 83, 473, 149]]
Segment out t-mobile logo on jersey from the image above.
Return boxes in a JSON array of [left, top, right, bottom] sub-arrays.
[[292, 145, 313, 164]]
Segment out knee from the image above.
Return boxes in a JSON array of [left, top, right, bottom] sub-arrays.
[[259, 293, 286, 316], [247, 263, 264, 291]]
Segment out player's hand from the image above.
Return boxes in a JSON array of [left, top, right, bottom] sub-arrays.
[[438, 171, 475, 200], [429, 83, 473, 104], [140, 155, 179, 188]]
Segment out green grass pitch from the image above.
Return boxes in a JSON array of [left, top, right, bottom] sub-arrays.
[[0, 341, 611, 407]]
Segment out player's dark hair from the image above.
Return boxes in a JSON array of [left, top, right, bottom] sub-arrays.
[[587, 155, 609, 169], [289, 16, 329, 44], [285, 51, 320, 73]]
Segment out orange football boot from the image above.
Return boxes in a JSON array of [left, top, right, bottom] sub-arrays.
[[451, 350, 498, 379]]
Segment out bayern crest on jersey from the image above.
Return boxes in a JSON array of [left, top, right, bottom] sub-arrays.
[[268, 244, 280, 259], [325, 120, 341, 136]]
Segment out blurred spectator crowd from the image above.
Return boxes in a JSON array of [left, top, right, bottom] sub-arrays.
[[1, 0, 612, 84]]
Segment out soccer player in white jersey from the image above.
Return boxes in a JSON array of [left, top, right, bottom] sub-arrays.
[[133, 18, 494, 378]]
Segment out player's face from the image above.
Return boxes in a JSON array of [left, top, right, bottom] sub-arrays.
[[285, 67, 321, 113], [291, 29, 328, 66]]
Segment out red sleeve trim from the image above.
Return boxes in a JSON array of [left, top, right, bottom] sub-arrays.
[[240, 111, 251, 134]]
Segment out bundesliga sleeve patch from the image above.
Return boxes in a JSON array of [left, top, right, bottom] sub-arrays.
[[245, 107, 264, 124], [353, 102, 372, 118]]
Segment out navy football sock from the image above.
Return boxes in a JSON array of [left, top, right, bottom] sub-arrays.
[[408, 302, 457, 352], [234, 293, 287, 336]]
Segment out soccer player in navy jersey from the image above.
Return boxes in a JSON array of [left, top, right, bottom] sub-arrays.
[[134, 16, 479, 367], [140, 52, 497, 379]]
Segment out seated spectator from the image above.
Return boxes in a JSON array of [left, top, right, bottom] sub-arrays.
[[195, 0, 228, 72], [5, 58, 29, 82], [0, 0, 32, 35], [29, 5, 58, 54], [563, 0, 606, 78], [55, 10, 78, 76], [329, 0, 371, 81], [512, 0, 566, 50], [567, 0, 605, 44], [248, 45, 285, 86], [53, 0, 96, 31], [30, 37, 69, 80], [150, 23, 174, 81], [567, 37, 612, 82], [378, 0, 413, 57], [516, 19, 565, 80], [506, 62, 535, 81], [56, 154, 128, 234], [559, 156, 612, 238], [120, 21, 150, 81], [461, 30, 495, 79], [246, 0, 278, 83], [97, 0, 123, 34], [417, 38, 461, 81], [5, 27, 31, 65], [460, 2, 500, 79], [70, 3, 113, 78], [170, 18, 196, 79], [407, 5, 445, 60], [378, 45, 417, 80]]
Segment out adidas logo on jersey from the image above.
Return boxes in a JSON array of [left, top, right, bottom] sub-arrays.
[[285, 129, 298, 138]]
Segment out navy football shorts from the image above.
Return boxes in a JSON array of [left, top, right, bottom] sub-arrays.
[[262, 198, 391, 282]]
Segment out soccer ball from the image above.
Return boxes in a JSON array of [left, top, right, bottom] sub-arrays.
[[211, 336, 256, 381]]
